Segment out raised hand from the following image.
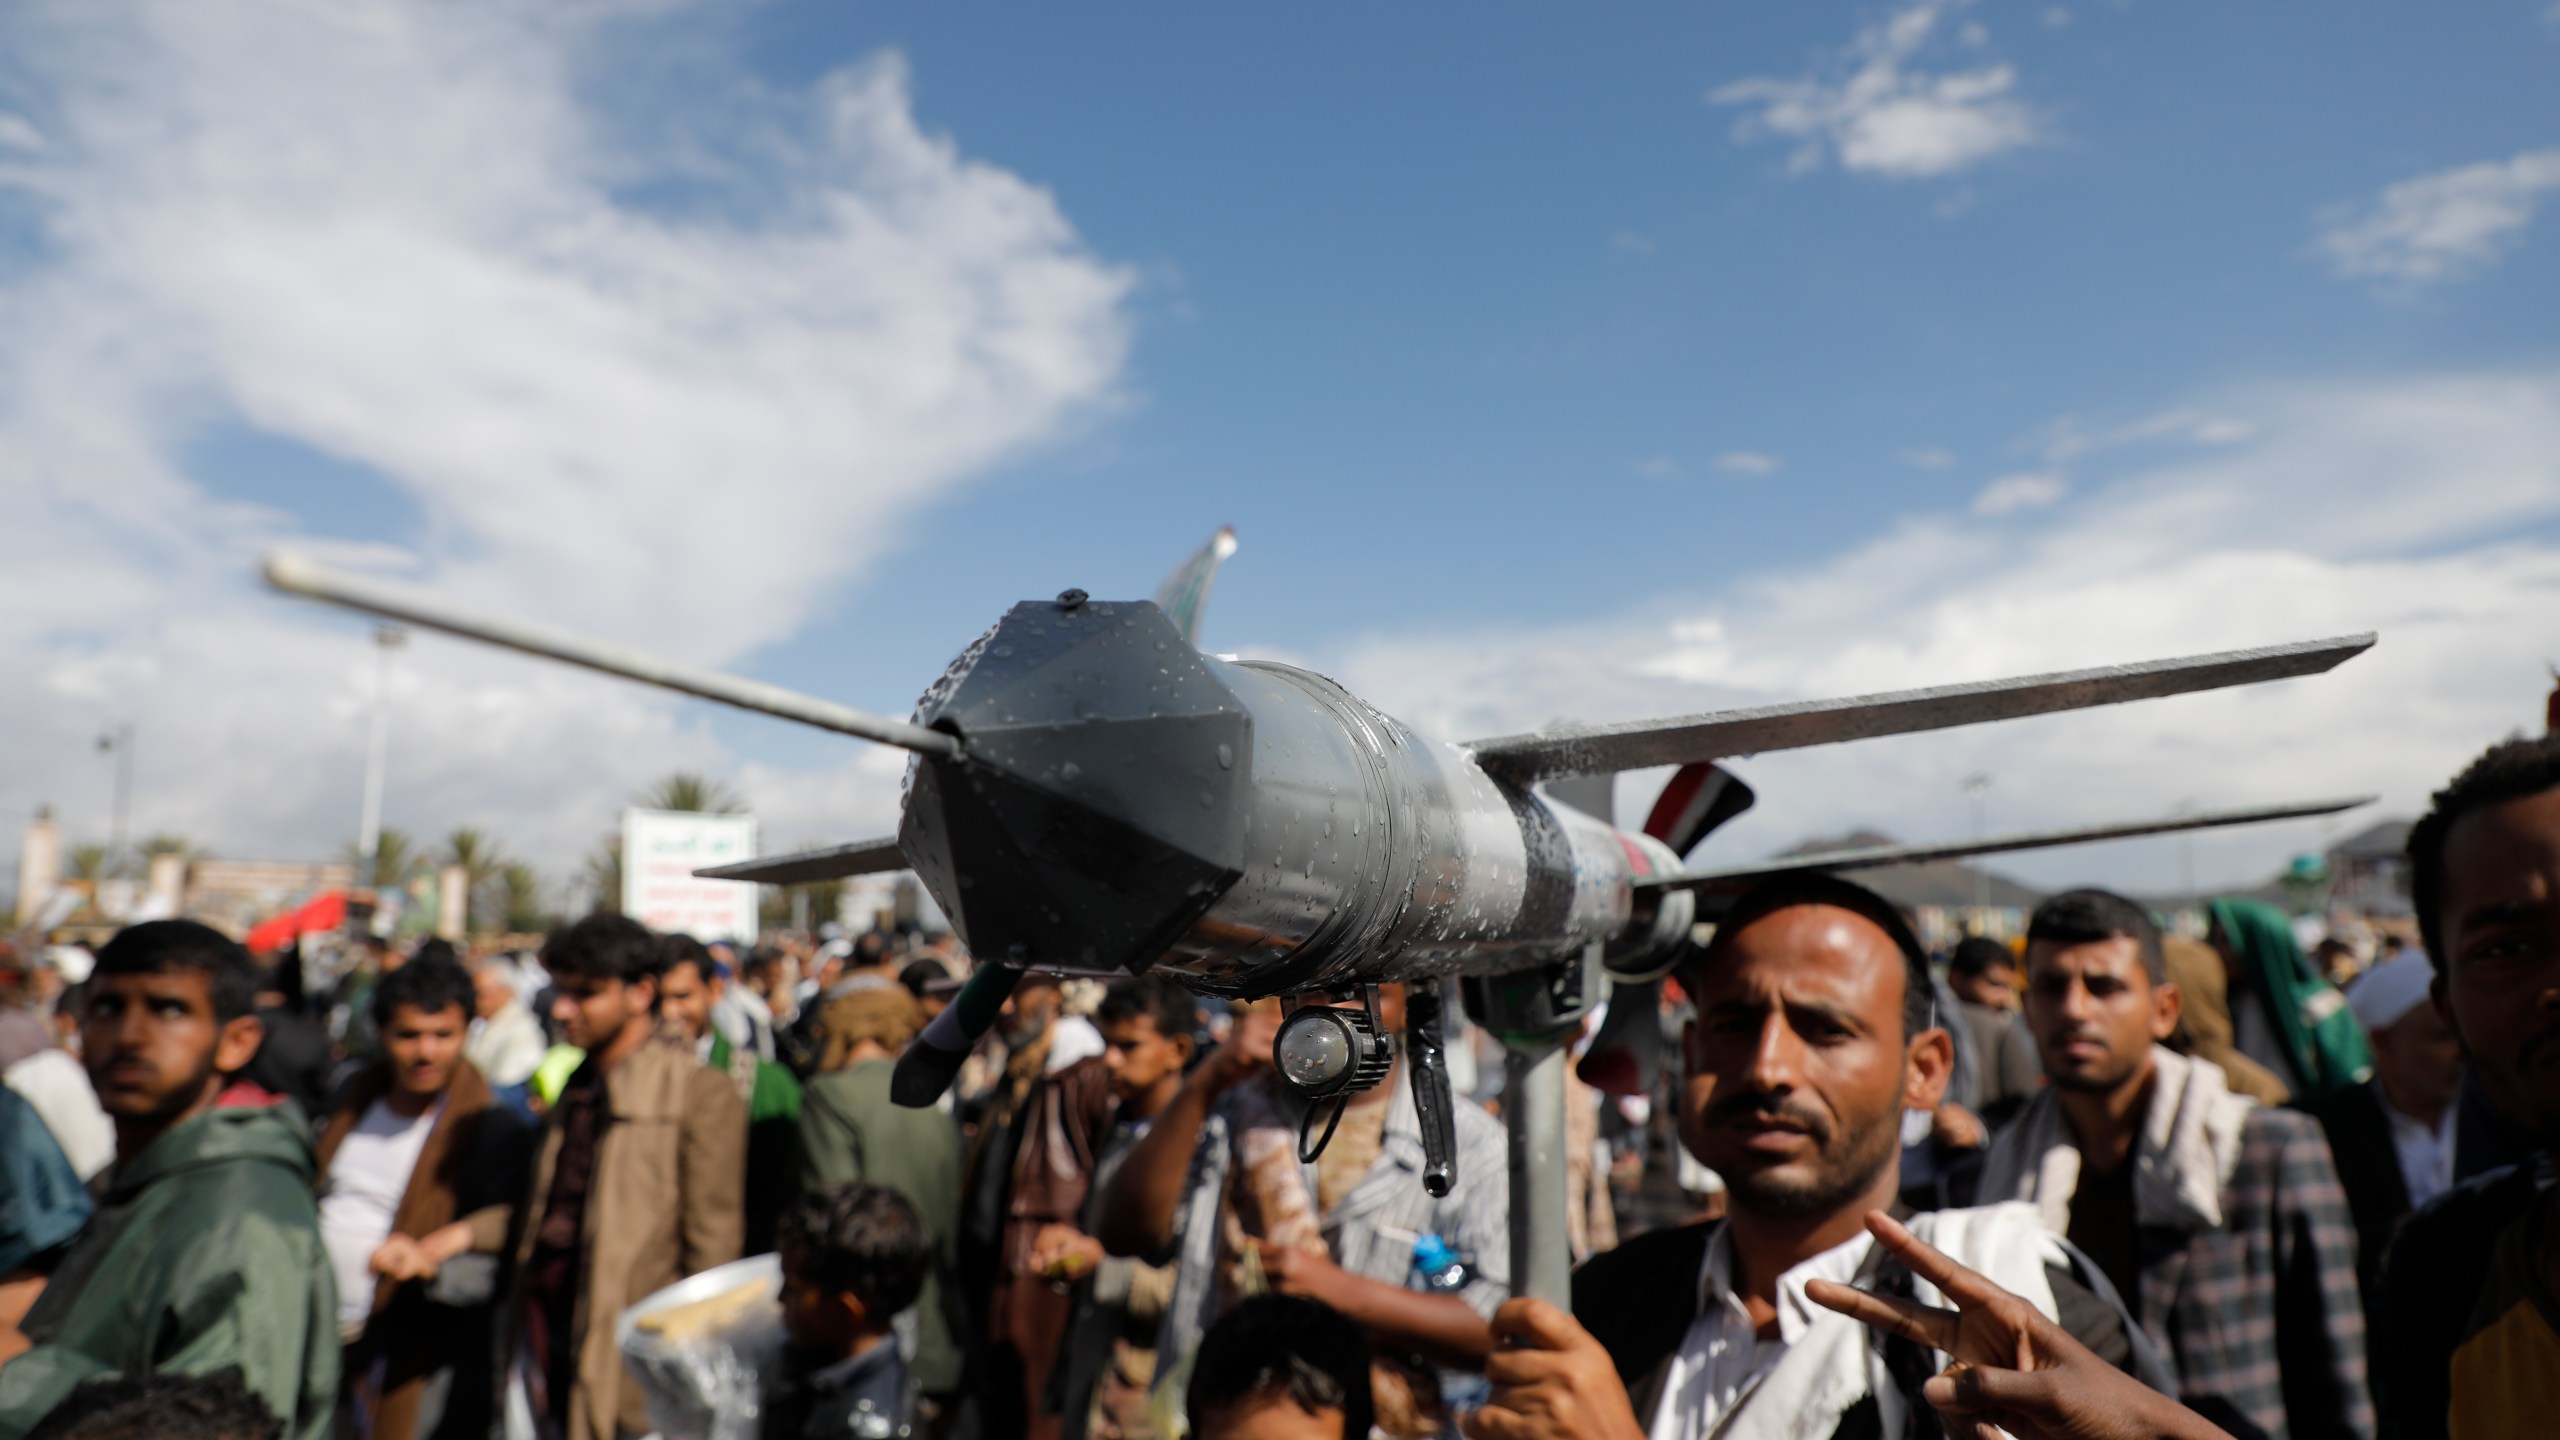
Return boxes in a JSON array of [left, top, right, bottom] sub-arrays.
[[1803, 1212, 2233, 1440]]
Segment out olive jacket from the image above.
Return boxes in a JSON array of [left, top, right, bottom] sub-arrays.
[[0, 1102, 338, 1440]]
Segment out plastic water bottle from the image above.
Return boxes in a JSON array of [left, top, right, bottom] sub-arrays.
[[1410, 1233, 1471, 1292]]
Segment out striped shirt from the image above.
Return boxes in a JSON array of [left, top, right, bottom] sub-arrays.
[[1155, 1071, 1511, 1366]]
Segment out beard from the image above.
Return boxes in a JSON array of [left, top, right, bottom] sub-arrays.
[[1703, 1089, 1904, 1221]]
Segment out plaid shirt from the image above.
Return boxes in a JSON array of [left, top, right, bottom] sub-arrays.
[[2133, 1105, 2373, 1440]]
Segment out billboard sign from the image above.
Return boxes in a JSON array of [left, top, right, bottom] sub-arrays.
[[622, 809, 758, 943]]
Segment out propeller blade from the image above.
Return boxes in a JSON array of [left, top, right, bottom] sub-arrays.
[[1467, 634, 2374, 782], [262, 550, 962, 759], [693, 837, 906, 886], [1636, 795, 2375, 895], [1152, 525, 1239, 647]]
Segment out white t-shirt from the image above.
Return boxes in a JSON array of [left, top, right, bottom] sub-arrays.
[[318, 1096, 443, 1328]]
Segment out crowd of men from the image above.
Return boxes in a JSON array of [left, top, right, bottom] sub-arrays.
[[0, 729, 2554, 1440]]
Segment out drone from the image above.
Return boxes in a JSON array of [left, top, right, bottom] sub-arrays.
[[264, 533, 2370, 1301]]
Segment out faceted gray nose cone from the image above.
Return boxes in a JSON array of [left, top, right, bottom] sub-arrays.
[[899, 597, 1252, 973]]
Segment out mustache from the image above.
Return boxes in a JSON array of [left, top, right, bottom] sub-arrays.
[[1704, 1088, 1832, 1140]]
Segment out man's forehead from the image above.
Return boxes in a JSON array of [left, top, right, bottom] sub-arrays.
[[92, 968, 212, 998], [2443, 789, 2560, 925], [1099, 1015, 1161, 1043], [2024, 933, 2146, 975], [1698, 903, 1903, 994]]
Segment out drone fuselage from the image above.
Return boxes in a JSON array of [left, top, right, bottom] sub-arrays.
[[894, 594, 1691, 999]]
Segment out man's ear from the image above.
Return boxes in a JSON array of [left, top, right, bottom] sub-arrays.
[[2150, 981, 2182, 1043], [215, 1013, 266, 1075], [837, 1291, 871, 1334], [1902, 1026, 1953, 1113], [2432, 976, 2475, 1061], [630, 975, 658, 1015]]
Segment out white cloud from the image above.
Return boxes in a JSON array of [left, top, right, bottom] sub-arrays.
[[1609, 229, 1657, 256], [1971, 472, 2067, 515], [0, 1, 1130, 879], [1716, 451, 1782, 476], [2037, 408, 2256, 463], [1899, 446, 1959, 470], [1634, 455, 1684, 480], [2316, 148, 2560, 284], [1711, 0, 2044, 181], [1315, 372, 2560, 894]]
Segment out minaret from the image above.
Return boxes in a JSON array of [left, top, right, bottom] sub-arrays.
[[16, 807, 60, 928]]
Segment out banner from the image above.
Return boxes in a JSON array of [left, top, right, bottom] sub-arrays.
[[623, 809, 759, 943]]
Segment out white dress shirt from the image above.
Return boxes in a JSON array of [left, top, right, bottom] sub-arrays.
[[2378, 1084, 2457, 1212], [1648, 1225, 1876, 1440]]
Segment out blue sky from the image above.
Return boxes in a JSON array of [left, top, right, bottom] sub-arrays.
[[5, 0, 2558, 900]]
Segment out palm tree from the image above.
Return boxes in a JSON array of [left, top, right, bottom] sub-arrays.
[[66, 844, 109, 886], [442, 827, 508, 935], [583, 838, 624, 915], [138, 834, 198, 866], [639, 772, 744, 815], [499, 861, 550, 933], [351, 828, 423, 891]]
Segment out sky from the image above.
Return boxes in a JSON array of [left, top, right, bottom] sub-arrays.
[[3, 0, 2557, 906]]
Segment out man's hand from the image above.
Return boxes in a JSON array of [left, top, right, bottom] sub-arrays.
[[371, 1234, 433, 1282], [1031, 1224, 1106, 1282], [1460, 1298, 1647, 1440], [1250, 1241, 1351, 1308], [370, 1220, 477, 1284], [1804, 1212, 2235, 1440], [1201, 1004, 1280, 1094], [1931, 1103, 1987, 1151]]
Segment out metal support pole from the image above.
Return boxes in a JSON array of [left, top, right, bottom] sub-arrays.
[[1468, 946, 1600, 1310], [1502, 1029, 1573, 1307], [358, 624, 404, 867]]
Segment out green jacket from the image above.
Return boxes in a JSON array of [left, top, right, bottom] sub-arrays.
[[0, 1103, 338, 1440], [799, 1059, 963, 1394], [2209, 897, 2373, 1099]]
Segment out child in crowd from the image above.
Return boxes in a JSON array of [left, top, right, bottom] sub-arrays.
[[766, 1183, 930, 1440], [1185, 1296, 1374, 1440]]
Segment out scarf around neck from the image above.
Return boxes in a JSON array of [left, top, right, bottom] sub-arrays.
[[1976, 1044, 2254, 1233]]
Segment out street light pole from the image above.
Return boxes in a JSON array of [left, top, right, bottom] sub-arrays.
[[96, 723, 133, 873], [1963, 772, 1993, 918], [358, 625, 407, 871]]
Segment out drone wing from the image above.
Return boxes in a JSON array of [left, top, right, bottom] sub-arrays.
[[1634, 795, 2373, 895], [693, 837, 906, 886], [1466, 634, 2373, 783]]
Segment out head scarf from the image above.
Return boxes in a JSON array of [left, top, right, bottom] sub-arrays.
[[2161, 934, 2291, 1106], [813, 984, 923, 1072], [2207, 897, 2372, 1098]]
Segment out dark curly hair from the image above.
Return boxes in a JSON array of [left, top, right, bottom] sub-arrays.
[[1186, 1294, 1373, 1438], [93, 921, 260, 1024], [778, 1182, 930, 1322], [2409, 734, 2560, 972], [541, 913, 664, 985], [27, 1368, 282, 1440], [1096, 975, 1200, 1046], [2026, 888, 2167, 984], [371, 954, 475, 1027]]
